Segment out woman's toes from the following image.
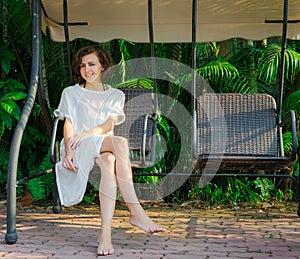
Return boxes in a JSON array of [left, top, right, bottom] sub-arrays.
[[97, 247, 114, 256]]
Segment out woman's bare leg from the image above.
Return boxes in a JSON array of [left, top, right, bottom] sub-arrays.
[[95, 153, 116, 256], [101, 136, 165, 234]]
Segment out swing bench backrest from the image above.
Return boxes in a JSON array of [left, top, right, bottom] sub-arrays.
[[114, 88, 157, 168], [194, 93, 297, 171]]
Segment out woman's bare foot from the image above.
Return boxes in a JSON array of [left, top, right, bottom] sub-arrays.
[[97, 226, 114, 256], [129, 208, 166, 234]]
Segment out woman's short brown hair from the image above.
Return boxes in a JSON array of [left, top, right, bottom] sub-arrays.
[[72, 45, 113, 84]]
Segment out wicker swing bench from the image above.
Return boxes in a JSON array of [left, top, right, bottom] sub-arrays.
[[194, 93, 297, 171], [192, 92, 299, 216], [187, 0, 299, 217]]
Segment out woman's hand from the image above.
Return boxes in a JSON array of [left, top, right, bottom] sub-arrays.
[[62, 148, 77, 172], [66, 131, 91, 150]]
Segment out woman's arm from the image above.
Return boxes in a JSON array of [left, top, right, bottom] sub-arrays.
[[87, 116, 117, 136], [62, 118, 77, 172], [64, 118, 74, 147], [66, 115, 118, 150]]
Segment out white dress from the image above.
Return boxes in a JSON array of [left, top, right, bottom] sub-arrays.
[[54, 84, 125, 206]]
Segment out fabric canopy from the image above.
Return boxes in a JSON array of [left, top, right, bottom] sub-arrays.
[[41, 0, 300, 43]]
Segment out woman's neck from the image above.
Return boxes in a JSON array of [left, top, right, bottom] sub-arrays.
[[83, 82, 105, 91]]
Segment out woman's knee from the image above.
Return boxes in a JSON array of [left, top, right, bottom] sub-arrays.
[[96, 152, 115, 165], [101, 136, 128, 153], [112, 136, 129, 148]]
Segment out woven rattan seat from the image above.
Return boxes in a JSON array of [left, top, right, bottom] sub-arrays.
[[195, 93, 296, 171]]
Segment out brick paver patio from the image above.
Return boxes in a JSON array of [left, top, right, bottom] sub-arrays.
[[0, 202, 299, 258]]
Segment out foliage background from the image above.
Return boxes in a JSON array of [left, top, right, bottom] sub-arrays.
[[0, 0, 299, 206]]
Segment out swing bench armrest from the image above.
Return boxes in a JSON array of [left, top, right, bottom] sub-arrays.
[[140, 112, 158, 165], [50, 116, 64, 165], [279, 110, 298, 162]]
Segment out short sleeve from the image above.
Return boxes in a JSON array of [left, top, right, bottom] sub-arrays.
[[54, 89, 71, 119]]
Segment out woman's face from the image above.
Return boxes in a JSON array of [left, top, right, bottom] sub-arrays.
[[80, 52, 104, 83]]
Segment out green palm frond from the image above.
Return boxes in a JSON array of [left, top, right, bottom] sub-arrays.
[[169, 43, 183, 61], [196, 42, 218, 66], [174, 59, 247, 93], [198, 60, 239, 83], [232, 44, 263, 63], [258, 45, 281, 83], [258, 44, 300, 84], [115, 78, 153, 89], [196, 60, 240, 92], [285, 49, 300, 82], [282, 131, 297, 155], [221, 75, 251, 93], [4, 1, 32, 84], [156, 43, 182, 61], [283, 90, 300, 118], [43, 41, 68, 77], [229, 44, 263, 79], [197, 42, 218, 56]]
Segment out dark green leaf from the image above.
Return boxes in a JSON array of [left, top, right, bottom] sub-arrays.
[[1, 58, 11, 74], [0, 92, 27, 101]]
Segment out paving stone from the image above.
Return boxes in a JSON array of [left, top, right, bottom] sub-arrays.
[[1, 205, 300, 258]]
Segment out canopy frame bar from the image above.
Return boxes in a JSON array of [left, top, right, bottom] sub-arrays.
[[63, 0, 74, 84], [148, 0, 158, 114], [191, 0, 197, 160], [277, 0, 289, 156]]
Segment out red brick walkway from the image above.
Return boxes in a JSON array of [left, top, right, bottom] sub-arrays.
[[1, 203, 300, 258]]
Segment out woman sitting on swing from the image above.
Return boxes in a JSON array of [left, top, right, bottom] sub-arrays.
[[54, 45, 165, 256]]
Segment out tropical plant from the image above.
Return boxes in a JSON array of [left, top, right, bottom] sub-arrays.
[[0, 145, 9, 198], [0, 0, 54, 202], [25, 149, 53, 201], [0, 42, 15, 75], [0, 78, 27, 139]]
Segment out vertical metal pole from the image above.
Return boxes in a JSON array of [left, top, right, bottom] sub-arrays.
[[63, 0, 73, 84], [148, 0, 157, 111], [148, 0, 155, 58], [192, 0, 197, 159], [148, 0, 158, 164], [277, 0, 289, 156], [298, 151, 300, 216], [5, 0, 41, 244]]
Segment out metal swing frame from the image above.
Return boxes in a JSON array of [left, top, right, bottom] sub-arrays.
[[5, 0, 299, 245]]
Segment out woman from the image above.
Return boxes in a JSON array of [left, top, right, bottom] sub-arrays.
[[54, 45, 165, 256]]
